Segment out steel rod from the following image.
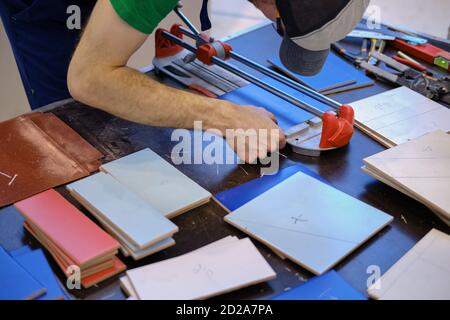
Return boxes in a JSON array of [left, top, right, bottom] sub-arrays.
[[162, 31, 325, 118], [178, 26, 342, 110]]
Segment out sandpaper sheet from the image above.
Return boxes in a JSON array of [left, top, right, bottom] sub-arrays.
[[0, 112, 103, 207]]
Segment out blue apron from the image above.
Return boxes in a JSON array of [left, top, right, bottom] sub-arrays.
[[0, 0, 95, 109], [0, 0, 211, 110]]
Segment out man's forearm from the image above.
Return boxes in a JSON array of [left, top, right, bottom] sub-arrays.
[[68, 64, 238, 134]]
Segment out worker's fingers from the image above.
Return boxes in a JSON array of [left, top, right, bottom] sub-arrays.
[[258, 139, 269, 161], [265, 129, 286, 153], [259, 107, 278, 124], [244, 105, 278, 125], [278, 130, 287, 150], [265, 110, 278, 124]]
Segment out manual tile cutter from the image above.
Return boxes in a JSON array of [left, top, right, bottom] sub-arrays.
[[153, 9, 356, 157]]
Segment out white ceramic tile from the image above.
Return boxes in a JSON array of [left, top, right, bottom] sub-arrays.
[[126, 238, 275, 300], [101, 149, 211, 219], [225, 171, 393, 275], [368, 229, 450, 300], [68, 172, 178, 250], [363, 131, 450, 220], [350, 87, 450, 146]]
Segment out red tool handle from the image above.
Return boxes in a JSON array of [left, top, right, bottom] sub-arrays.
[[393, 39, 450, 71], [393, 56, 427, 72], [319, 105, 355, 149]]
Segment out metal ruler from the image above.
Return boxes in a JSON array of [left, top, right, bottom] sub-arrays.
[[347, 30, 395, 41]]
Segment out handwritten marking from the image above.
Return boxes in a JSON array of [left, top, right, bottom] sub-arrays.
[[239, 166, 249, 176], [193, 264, 214, 278], [8, 174, 18, 187], [0, 171, 12, 179], [291, 214, 308, 224], [401, 215, 408, 224]]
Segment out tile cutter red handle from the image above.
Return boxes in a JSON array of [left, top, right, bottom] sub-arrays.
[[157, 9, 356, 153]]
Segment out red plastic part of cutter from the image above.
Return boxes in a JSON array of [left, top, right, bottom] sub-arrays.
[[155, 24, 184, 59], [197, 41, 233, 65], [319, 105, 355, 149]]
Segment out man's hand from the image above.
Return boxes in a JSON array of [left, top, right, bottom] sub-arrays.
[[224, 105, 286, 163], [68, 0, 285, 164]]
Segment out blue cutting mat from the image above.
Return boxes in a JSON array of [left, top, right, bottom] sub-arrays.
[[269, 53, 374, 92], [215, 164, 328, 212], [219, 77, 330, 131], [10, 247, 65, 300], [0, 246, 46, 300], [273, 270, 367, 300]]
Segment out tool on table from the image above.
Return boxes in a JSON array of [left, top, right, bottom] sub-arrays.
[[397, 51, 422, 66], [392, 55, 427, 72], [153, 10, 358, 157], [332, 33, 450, 105], [367, 39, 386, 65], [153, 25, 247, 97], [353, 23, 428, 45], [347, 30, 395, 41], [359, 51, 450, 104], [392, 39, 450, 72]]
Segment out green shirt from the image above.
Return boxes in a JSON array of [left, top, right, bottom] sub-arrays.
[[110, 0, 179, 34]]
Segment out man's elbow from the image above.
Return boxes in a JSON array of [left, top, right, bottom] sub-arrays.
[[68, 61, 86, 103], [67, 58, 98, 104]]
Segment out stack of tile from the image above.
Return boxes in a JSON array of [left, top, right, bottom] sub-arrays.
[[350, 87, 450, 148], [14, 189, 125, 288], [67, 173, 179, 260], [120, 237, 276, 300], [100, 148, 212, 219], [0, 245, 67, 300], [362, 130, 450, 225], [368, 229, 450, 300], [67, 148, 212, 260]]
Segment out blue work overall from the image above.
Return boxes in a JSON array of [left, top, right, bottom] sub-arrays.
[[0, 0, 211, 110], [0, 0, 95, 109]]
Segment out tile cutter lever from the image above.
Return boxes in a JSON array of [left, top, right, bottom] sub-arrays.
[[155, 9, 356, 156]]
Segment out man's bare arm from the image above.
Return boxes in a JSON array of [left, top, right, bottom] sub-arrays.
[[68, 0, 285, 162]]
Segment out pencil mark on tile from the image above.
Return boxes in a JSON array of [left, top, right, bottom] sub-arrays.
[[232, 218, 358, 245], [291, 214, 308, 224]]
